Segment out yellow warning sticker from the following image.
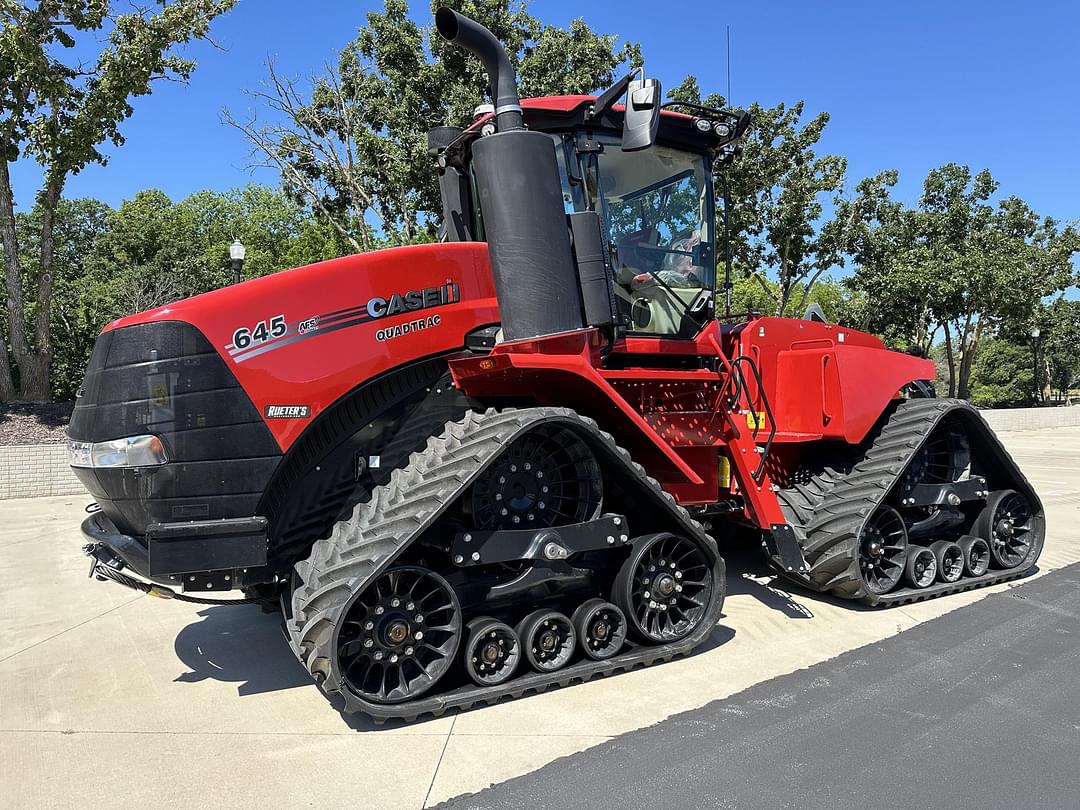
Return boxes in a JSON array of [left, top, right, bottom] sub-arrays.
[[150, 382, 168, 406], [746, 411, 767, 430]]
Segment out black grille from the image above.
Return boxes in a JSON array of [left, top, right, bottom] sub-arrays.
[[69, 321, 281, 537]]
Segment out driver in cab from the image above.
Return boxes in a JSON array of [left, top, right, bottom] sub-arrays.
[[616, 231, 705, 292]]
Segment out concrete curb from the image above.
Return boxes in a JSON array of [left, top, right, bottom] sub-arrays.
[[0, 443, 86, 500]]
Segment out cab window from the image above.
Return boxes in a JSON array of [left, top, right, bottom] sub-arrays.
[[579, 135, 714, 337]]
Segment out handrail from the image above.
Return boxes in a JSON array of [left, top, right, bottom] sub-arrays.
[[731, 354, 777, 483], [703, 332, 777, 485]]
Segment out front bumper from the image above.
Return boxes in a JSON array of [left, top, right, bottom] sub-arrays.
[[80, 511, 270, 591], [81, 512, 155, 581]]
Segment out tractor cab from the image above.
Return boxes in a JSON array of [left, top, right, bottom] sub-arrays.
[[429, 92, 749, 341]]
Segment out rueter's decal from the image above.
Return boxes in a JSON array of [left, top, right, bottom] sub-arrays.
[[265, 405, 311, 419], [225, 281, 460, 363]]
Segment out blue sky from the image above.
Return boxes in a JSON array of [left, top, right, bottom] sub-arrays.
[[9, 0, 1080, 230]]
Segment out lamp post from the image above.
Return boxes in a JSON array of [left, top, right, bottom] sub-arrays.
[[229, 238, 246, 285], [1030, 326, 1041, 405]]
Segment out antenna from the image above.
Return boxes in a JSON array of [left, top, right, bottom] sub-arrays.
[[720, 173, 733, 318], [726, 25, 731, 104]]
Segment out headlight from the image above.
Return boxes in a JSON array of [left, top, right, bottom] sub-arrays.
[[69, 435, 169, 468]]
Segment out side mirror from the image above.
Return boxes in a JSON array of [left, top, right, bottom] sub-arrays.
[[622, 77, 662, 152]]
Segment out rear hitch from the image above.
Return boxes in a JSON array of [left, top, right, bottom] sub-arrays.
[[83, 541, 124, 581]]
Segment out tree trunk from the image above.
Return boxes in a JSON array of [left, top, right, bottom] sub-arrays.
[[20, 173, 64, 402], [942, 321, 957, 397], [956, 318, 983, 401], [17, 354, 50, 403], [0, 157, 23, 400]]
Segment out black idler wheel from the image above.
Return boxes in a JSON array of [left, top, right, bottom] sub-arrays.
[[958, 535, 991, 577], [905, 545, 937, 588], [571, 599, 627, 660], [471, 424, 602, 531], [613, 532, 714, 644], [976, 489, 1036, 569], [463, 617, 520, 686], [901, 424, 971, 490], [929, 540, 964, 583], [858, 506, 908, 595], [334, 566, 461, 704], [516, 610, 576, 673]]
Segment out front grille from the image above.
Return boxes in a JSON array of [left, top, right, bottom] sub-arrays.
[[69, 321, 281, 536]]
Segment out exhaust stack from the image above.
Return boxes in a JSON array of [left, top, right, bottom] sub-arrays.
[[436, 9, 584, 343], [435, 8, 522, 132]]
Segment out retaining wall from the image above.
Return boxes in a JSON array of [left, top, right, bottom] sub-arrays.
[[2, 406, 1078, 500], [0, 444, 85, 500], [978, 406, 1080, 433]]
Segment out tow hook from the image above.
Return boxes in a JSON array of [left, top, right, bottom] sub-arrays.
[[83, 542, 124, 580]]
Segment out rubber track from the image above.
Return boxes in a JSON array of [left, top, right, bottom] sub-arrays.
[[777, 398, 1045, 607], [286, 407, 726, 722]]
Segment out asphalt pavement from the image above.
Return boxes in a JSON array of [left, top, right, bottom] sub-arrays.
[[440, 560, 1080, 810]]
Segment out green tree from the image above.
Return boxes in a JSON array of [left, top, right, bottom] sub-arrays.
[[84, 184, 324, 325], [13, 197, 111, 400], [967, 336, 1034, 408], [0, 0, 235, 401], [670, 77, 848, 317], [1033, 297, 1080, 402], [228, 0, 640, 250], [843, 164, 1080, 398], [727, 271, 849, 321]]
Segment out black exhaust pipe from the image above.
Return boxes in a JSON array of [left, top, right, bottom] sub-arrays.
[[436, 9, 584, 343], [435, 8, 522, 131]]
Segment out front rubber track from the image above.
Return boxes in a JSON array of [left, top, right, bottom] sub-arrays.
[[286, 407, 726, 723], [776, 398, 1045, 607]]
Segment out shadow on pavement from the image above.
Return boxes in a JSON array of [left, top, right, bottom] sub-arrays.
[[173, 604, 310, 695], [720, 544, 815, 619]]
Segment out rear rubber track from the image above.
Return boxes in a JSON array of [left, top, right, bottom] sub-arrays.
[[286, 406, 726, 722], [776, 398, 1045, 606]]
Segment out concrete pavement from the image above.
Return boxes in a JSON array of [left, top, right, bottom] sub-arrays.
[[1, 428, 1078, 808]]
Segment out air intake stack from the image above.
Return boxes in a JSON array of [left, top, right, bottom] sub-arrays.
[[435, 8, 584, 342]]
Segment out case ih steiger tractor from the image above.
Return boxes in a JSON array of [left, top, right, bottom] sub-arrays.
[[73, 10, 1044, 721]]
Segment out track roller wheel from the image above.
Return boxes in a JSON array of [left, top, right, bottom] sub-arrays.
[[929, 540, 964, 583], [335, 566, 461, 704], [958, 535, 991, 577], [463, 617, 520, 686], [976, 489, 1036, 569], [471, 424, 603, 530], [613, 532, 714, 643], [516, 610, 576, 672], [858, 506, 908, 595], [905, 545, 937, 589], [572, 599, 627, 660]]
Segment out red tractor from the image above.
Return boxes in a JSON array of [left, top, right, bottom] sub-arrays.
[[73, 10, 1043, 721]]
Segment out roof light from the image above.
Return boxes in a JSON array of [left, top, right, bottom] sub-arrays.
[[693, 118, 712, 133], [713, 122, 731, 137]]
